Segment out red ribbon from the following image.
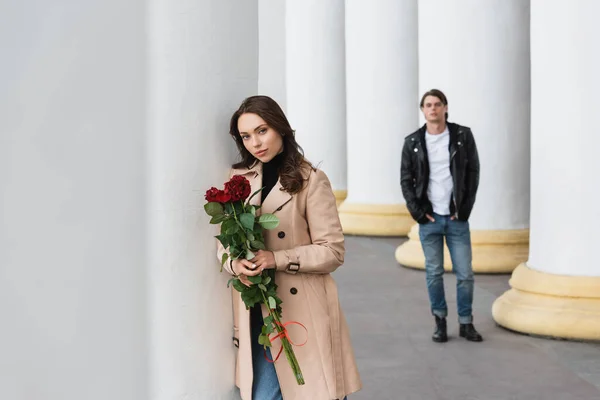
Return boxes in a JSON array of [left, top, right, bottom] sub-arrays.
[[263, 320, 308, 363]]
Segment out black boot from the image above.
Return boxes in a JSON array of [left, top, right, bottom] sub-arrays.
[[432, 316, 448, 343], [459, 323, 483, 342]]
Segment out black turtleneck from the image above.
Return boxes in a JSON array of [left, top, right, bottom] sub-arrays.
[[261, 152, 284, 203]]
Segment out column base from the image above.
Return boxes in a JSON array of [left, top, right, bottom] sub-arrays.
[[395, 224, 529, 273], [333, 190, 347, 207], [338, 203, 413, 236], [492, 263, 600, 341]]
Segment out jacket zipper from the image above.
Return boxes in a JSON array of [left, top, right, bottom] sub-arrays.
[[450, 130, 461, 217]]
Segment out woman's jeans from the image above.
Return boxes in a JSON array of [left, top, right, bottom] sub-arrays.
[[418, 213, 474, 324], [250, 305, 348, 400], [251, 305, 283, 400]]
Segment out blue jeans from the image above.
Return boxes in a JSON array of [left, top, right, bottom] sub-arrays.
[[250, 305, 348, 400], [251, 305, 283, 400], [418, 213, 474, 324]]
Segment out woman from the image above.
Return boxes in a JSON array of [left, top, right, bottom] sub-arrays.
[[217, 95, 361, 400]]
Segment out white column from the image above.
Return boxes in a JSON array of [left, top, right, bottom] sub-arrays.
[[493, 0, 600, 340], [339, 0, 418, 236], [396, 0, 531, 271], [147, 0, 257, 398], [286, 0, 347, 205], [259, 0, 287, 110], [0, 2, 147, 399]]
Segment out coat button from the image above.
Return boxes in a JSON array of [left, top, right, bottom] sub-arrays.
[[278, 231, 285, 239], [290, 287, 298, 295]]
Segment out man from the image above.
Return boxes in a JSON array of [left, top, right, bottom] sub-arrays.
[[400, 89, 482, 343]]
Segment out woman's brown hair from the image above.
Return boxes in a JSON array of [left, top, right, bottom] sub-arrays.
[[229, 95, 314, 194]]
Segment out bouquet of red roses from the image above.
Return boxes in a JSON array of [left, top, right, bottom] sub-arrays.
[[204, 175, 305, 385]]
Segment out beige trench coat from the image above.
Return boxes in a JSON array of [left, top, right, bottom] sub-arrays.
[[217, 162, 362, 400]]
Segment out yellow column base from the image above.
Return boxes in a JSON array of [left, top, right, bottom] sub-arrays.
[[492, 263, 600, 341], [395, 224, 529, 273], [333, 190, 347, 208], [338, 202, 413, 236]]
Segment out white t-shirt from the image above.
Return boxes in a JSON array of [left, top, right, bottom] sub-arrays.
[[425, 127, 453, 215]]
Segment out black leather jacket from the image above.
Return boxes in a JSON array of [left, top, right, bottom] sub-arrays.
[[400, 122, 480, 223]]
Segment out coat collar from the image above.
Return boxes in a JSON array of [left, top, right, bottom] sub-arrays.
[[230, 161, 292, 215]]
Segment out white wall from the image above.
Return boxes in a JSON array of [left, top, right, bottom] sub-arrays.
[[147, 0, 257, 399], [418, 0, 531, 231], [0, 0, 258, 399], [259, 0, 287, 110], [0, 1, 148, 399], [528, 1, 600, 276]]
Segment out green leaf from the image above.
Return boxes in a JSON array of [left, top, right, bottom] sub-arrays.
[[258, 284, 267, 291], [233, 201, 244, 215], [248, 275, 262, 284], [224, 203, 233, 214], [247, 232, 255, 241], [249, 205, 256, 216], [241, 287, 260, 307], [240, 213, 255, 230], [204, 202, 224, 217], [246, 249, 255, 260], [221, 218, 237, 234], [258, 214, 280, 230], [254, 232, 264, 243], [215, 234, 229, 248], [240, 291, 252, 303], [250, 240, 266, 250], [241, 288, 258, 303], [226, 278, 235, 288], [258, 333, 272, 347], [263, 276, 271, 286], [230, 246, 243, 259], [232, 279, 246, 293], [210, 214, 227, 224], [251, 294, 262, 306], [263, 315, 273, 326], [264, 322, 274, 335], [221, 253, 228, 268], [226, 224, 239, 235], [268, 296, 276, 309]]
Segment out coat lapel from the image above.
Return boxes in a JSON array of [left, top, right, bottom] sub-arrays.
[[261, 178, 292, 215]]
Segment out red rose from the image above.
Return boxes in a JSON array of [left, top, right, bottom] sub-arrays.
[[224, 175, 251, 202], [205, 187, 232, 203]]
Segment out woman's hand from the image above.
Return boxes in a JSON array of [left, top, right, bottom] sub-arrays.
[[250, 250, 276, 271], [231, 258, 263, 287], [231, 251, 276, 286]]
